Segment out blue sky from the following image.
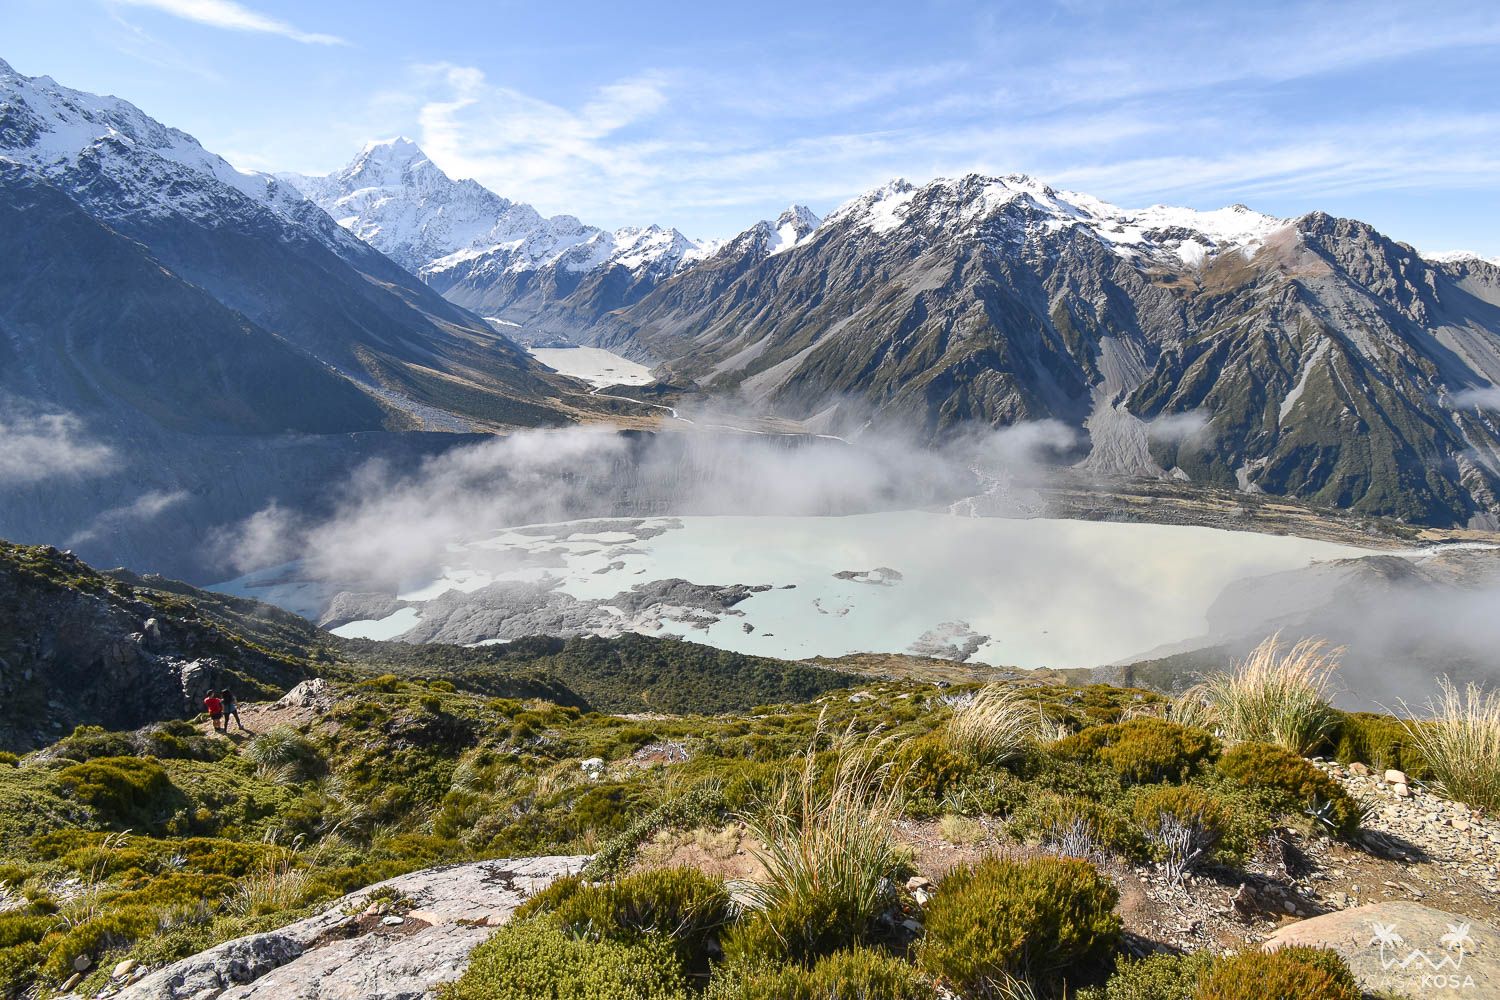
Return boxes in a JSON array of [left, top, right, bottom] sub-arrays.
[[6, 0, 1499, 253]]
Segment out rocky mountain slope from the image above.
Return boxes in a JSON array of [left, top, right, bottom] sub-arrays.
[[597, 175, 1500, 527], [303, 145, 1500, 527], [0, 60, 649, 578], [0, 60, 568, 426]]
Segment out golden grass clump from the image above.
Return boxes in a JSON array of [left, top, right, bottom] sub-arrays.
[[1202, 634, 1341, 754], [1401, 678, 1500, 813], [735, 711, 912, 960], [943, 685, 1040, 764]]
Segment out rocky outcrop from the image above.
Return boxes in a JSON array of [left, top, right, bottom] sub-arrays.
[[84, 856, 585, 1000], [1263, 902, 1499, 996], [0, 542, 323, 750]]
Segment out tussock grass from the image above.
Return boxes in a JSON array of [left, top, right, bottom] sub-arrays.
[[243, 726, 323, 784], [943, 685, 1039, 764], [1202, 635, 1341, 754], [1401, 679, 1500, 812], [1167, 683, 1219, 733], [737, 711, 911, 959]]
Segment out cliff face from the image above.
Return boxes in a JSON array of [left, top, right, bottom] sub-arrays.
[[0, 541, 326, 750]]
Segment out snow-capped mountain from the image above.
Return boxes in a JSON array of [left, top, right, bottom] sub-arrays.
[[824, 173, 1288, 266], [285, 139, 719, 333], [0, 58, 564, 417], [0, 58, 594, 578], [596, 171, 1500, 528], [0, 57, 360, 256]]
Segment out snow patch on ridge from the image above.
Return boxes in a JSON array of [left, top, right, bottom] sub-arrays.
[[828, 172, 1289, 266]]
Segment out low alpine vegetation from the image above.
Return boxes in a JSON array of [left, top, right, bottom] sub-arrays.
[[919, 854, 1121, 992]]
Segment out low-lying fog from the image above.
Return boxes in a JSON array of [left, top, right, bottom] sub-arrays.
[[212, 420, 1500, 710]]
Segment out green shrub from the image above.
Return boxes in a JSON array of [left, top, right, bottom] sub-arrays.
[[898, 735, 977, 809], [1076, 946, 1361, 1000], [1194, 946, 1361, 1000], [919, 854, 1121, 991], [709, 948, 937, 999], [437, 917, 688, 1000], [513, 875, 586, 922], [1054, 720, 1217, 783], [1130, 786, 1249, 873], [57, 756, 178, 829], [0, 752, 18, 768], [52, 725, 138, 763], [1077, 951, 1215, 1000], [547, 867, 730, 965], [1325, 712, 1428, 777], [1215, 743, 1359, 838], [1006, 792, 1144, 859]]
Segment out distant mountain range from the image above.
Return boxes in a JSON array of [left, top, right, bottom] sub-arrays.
[[300, 138, 1500, 528], [4, 54, 1500, 559], [284, 138, 822, 337]]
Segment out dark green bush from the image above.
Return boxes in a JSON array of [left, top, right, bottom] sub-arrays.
[[1215, 743, 1360, 838], [1055, 720, 1217, 783], [547, 866, 731, 965], [708, 948, 937, 999], [1325, 712, 1430, 778], [1006, 792, 1144, 859], [0, 753, 18, 768], [51, 725, 139, 763], [1076, 950, 1212, 1000], [1194, 946, 1361, 1000], [512, 875, 585, 922], [720, 890, 866, 968], [57, 756, 179, 829], [898, 735, 977, 807], [436, 917, 688, 1000], [919, 855, 1121, 991]]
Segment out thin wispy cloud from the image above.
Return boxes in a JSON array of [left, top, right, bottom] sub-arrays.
[[10, 0, 1490, 253], [0, 408, 115, 486], [109, 0, 348, 45]]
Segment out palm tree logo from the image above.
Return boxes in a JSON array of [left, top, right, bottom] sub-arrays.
[[1440, 923, 1474, 955], [1369, 922, 1405, 969]]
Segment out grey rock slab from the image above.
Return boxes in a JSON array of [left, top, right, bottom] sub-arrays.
[[100, 856, 585, 1000], [1263, 901, 1499, 996]]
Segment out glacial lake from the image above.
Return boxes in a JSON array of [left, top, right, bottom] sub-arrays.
[[315, 512, 1376, 669]]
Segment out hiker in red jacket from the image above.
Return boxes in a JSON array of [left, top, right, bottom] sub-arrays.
[[203, 690, 224, 732]]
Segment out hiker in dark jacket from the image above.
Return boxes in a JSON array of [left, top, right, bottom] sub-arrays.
[[223, 689, 246, 732]]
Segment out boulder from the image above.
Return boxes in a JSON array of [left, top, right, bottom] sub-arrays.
[[89, 855, 585, 1000], [275, 678, 332, 712], [1263, 901, 1499, 995]]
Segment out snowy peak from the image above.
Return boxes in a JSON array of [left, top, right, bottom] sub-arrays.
[[0, 58, 345, 247], [769, 204, 822, 254], [827, 172, 1289, 266], [300, 140, 718, 284], [1425, 250, 1500, 269], [719, 203, 824, 261]]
